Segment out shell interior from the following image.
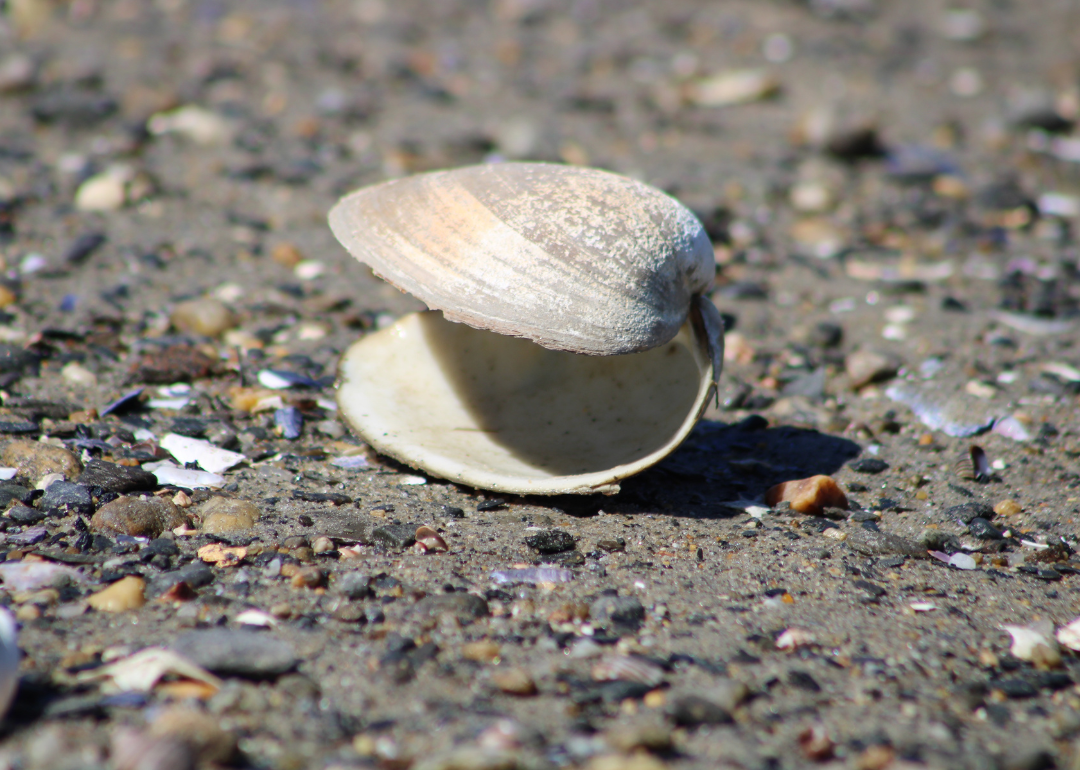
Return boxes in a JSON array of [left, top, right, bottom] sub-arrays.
[[337, 310, 715, 495]]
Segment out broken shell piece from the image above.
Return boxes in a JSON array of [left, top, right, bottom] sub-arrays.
[[776, 628, 816, 651], [1003, 621, 1060, 668], [1055, 617, 1080, 652], [415, 526, 448, 553], [331, 163, 724, 495]]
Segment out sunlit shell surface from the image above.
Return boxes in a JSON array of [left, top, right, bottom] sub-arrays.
[[329, 163, 714, 356], [337, 307, 718, 495]]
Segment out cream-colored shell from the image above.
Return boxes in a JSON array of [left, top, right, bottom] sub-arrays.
[[328, 162, 714, 356], [337, 301, 722, 495]]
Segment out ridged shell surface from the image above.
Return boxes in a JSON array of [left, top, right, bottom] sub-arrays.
[[329, 162, 713, 355]]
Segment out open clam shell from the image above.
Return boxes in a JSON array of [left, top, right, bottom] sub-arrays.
[[331, 162, 724, 494], [337, 298, 722, 495], [329, 162, 714, 356]]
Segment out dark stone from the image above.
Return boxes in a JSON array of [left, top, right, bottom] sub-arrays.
[[788, 670, 822, 692], [370, 523, 416, 549], [30, 89, 118, 128], [335, 572, 371, 600], [0, 420, 39, 435], [40, 481, 93, 517], [0, 345, 40, 376], [810, 322, 843, 347], [292, 490, 352, 505], [441, 505, 465, 519], [476, 499, 507, 511], [525, 529, 576, 554], [968, 517, 1004, 540], [850, 458, 889, 474], [170, 418, 208, 437], [1017, 566, 1062, 581], [946, 502, 996, 524], [853, 579, 887, 597], [126, 345, 216, 384], [589, 680, 652, 704], [410, 592, 489, 624], [993, 678, 1038, 699], [921, 531, 963, 553], [589, 594, 645, 633], [78, 460, 158, 493], [668, 694, 733, 727], [0, 482, 37, 507], [146, 538, 180, 557], [6, 504, 43, 524], [801, 517, 838, 533], [172, 630, 297, 677]]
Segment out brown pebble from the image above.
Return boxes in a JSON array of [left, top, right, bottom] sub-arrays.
[[798, 725, 834, 761], [290, 567, 325, 589], [1, 440, 82, 485], [605, 719, 674, 753], [149, 708, 237, 764], [198, 497, 260, 534], [461, 639, 501, 663], [765, 475, 848, 516], [111, 727, 196, 770], [91, 495, 187, 539], [586, 753, 669, 770], [994, 499, 1022, 517], [170, 298, 237, 338], [490, 667, 537, 696], [87, 576, 146, 612], [845, 349, 901, 389], [855, 745, 895, 770], [271, 242, 305, 267], [127, 344, 216, 384]]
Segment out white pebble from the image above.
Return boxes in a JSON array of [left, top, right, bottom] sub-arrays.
[[74, 173, 125, 212], [61, 361, 97, 387], [148, 105, 232, 145]]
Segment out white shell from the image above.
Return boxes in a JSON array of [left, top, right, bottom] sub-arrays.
[[329, 163, 714, 356], [337, 302, 720, 495]]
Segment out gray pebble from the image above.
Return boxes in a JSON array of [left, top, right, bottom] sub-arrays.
[[40, 481, 93, 517], [946, 502, 996, 524], [667, 694, 733, 727], [78, 460, 158, 493], [847, 528, 927, 559], [589, 594, 645, 633], [172, 629, 297, 677], [370, 523, 416, 549], [525, 528, 576, 554], [410, 592, 489, 624], [335, 572, 371, 600]]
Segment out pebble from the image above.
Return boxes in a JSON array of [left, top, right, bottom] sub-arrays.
[[74, 172, 126, 211], [968, 517, 1004, 540], [0, 53, 35, 93], [290, 567, 325, 589], [764, 475, 847, 516], [371, 523, 416, 549], [171, 629, 297, 677], [995, 499, 1023, 517], [2, 440, 82, 485], [78, 460, 158, 493], [111, 728, 196, 770], [920, 530, 963, 553], [6, 504, 43, 524], [586, 755, 669, 770], [198, 497, 259, 534], [462, 640, 501, 662], [667, 694, 732, 727], [149, 708, 237, 764], [170, 298, 237, 338], [688, 69, 780, 107], [847, 529, 927, 559], [0, 481, 34, 507], [127, 345, 216, 384], [525, 529, 576, 554], [589, 595, 645, 634], [60, 362, 97, 387], [946, 502, 996, 524], [147, 105, 232, 145], [91, 495, 187, 539], [410, 593, 489, 625], [335, 572, 371, 600], [87, 576, 146, 612], [846, 349, 901, 389], [39, 481, 93, 517], [605, 719, 673, 754], [490, 667, 537, 696], [849, 458, 889, 474]]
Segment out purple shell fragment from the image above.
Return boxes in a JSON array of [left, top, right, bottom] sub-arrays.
[[7, 526, 47, 546], [274, 406, 303, 440], [100, 387, 144, 416], [490, 566, 574, 585]]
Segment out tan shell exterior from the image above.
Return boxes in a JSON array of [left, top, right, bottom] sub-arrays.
[[328, 162, 714, 356], [337, 300, 722, 495]]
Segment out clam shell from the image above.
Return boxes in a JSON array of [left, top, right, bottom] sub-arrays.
[[329, 163, 714, 356], [337, 298, 720, 495]]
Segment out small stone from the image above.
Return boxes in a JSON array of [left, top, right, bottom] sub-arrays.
[[171, 629, 297, 677], [271, 242, 305, 268], [87, 576, 146, 613], [765, 475, 847, 516], [846, 349, 901, 389], [111, 729, 196, 770], [853, 579, 887, 597], [968, 517, 1004, 540], [0, 481, 34, 507], [525, 529, 576, 554], [605, 719, 673, 753], [0, 53, 36, 93], [78, 460, 158, 493], [91, 495, 187, 539], [667, 694, 732, 727], [586, 754, 669, 770], [39, 481, 93, 517], [198, 497, 259, 534], [170, 299, 237, 338], [149, 708, 236, 764], [0, 420, 37, 435], [74, 172, 126, 212], [590, 595, 645, 634], [335, 572, 371, 600], [410, 593, 489, 625], [311, 535, 334, 553], [2, 440, 82, 485], [6, 504, 43, 524], [60, 362, 98, 387], [127, 345, 216, 384], [148, 105, 232, 145], [490, 667, 537, 696], [946, 502, 996, 524], [461, 640, 501, 663], [688, 68, 780, 107], [370, 523, 416, 549], [995, 499, 1023, 517], [788, 670, 822, 692], [849, 458, 889, 475], [290, 567, 325, 589], [920, 530, 963, 553], [847, 528, 927, 559]]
